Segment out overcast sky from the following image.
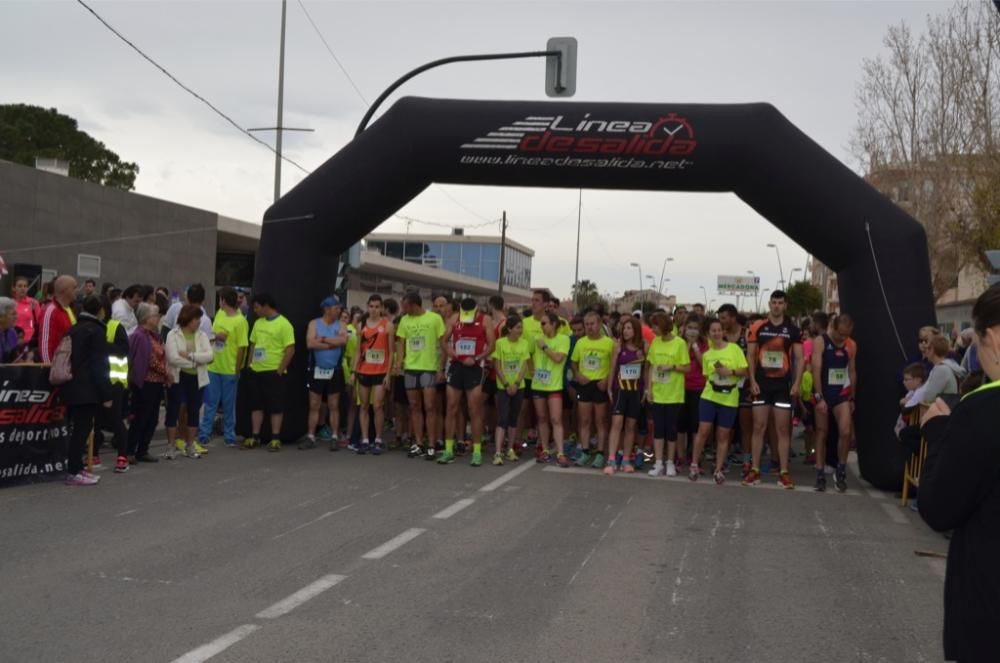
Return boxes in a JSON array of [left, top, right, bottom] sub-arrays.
[[1, 0, 950, 304]]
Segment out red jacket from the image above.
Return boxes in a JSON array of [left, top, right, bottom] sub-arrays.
[[38, 300, 74, 363]]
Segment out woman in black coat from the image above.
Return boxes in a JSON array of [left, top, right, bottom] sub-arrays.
[[61, 295, 112, 486], [919, 283, 1000, 663]]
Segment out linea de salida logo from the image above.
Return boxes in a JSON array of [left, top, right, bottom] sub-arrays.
[[461, 112, 697, 157]]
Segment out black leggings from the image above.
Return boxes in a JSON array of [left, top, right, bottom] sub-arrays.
[[496, 388, 525, 429], [127, 381, 163, 457], [166, 372, 203, 428], [68, 404, 99, 475]]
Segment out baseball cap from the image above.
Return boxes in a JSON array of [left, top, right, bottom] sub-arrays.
[[632, 309, 643, 317], [320, 295, 341, 308]]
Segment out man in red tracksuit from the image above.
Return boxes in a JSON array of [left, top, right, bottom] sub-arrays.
[[38, 275, 78, 363]]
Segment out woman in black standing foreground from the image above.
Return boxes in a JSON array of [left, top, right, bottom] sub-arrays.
[[919, 283, 1000, 663]]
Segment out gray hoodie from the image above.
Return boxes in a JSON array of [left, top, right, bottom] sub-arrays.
[[922, 358, 969, 404]]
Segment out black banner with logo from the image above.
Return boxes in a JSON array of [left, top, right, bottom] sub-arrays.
[[0, 365, 69, 481]]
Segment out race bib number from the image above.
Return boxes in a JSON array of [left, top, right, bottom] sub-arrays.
[[503, 360, 521, 377], [252, 347, 265, 362], [408, 336, 426, 353], [314, 366, 334, 380], [583, 355, 602, 372], [365, 349, 385, 365], [535, 368, 552, 386], [653, 367, 671, 384], [761, 351, 784, 370], [828, 368, 849, 386], [455, 339, 476, 356], [212, 339, 225, 353], [619, 363, 641, 381]]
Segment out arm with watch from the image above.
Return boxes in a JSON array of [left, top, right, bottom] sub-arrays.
[[535, 337, 566, 363]]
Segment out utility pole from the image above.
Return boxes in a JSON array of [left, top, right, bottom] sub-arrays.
[[573, 189, 582, 313], [498, 210, 508, 295]]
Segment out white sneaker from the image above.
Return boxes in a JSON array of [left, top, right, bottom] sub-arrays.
[[163, 450, 176, 460], [65, 472, 99, 486], [647, 461, 664, 477], [184, 448, 202, 459], [666, 461, 677, 477]]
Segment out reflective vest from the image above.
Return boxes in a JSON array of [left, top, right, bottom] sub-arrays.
[[106, 319, 129, 386]]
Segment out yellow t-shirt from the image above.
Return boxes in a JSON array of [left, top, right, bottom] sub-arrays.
[[700, 342, 748, 408], [531, 333, 570, 392], [396, 310, 445, 372], [570, 335, 615, 382], [646, 335, 689, 404], [249, 315, 295, 373], [491, 336, 532, 389]]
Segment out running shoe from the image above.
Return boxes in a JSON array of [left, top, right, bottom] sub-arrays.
[[372, 439, 385, 456], [666, 460, 677, 477], [622, 461, 635, 474], [456, 441, 468, 456], [65, 472, 99, 486], [689, 464, 699, 482], [492, 452, 504, 466], [329, 435, 340, 452], [317, 425, 333, 440], [574, 451, 593, 467], [505, 448, 518, 462], [163, 448, 176, 461], [647, 461, 664, 477], [557, 453, 570, 468], [437, 450, 455, 464], [242, 437, 260, 450], [114, 455, 129, 473], [184, 447, 202, 459], [642, 449, 654, 463], [88, 456, 104, 470], [591, 452, 606, 469], [193, 441, 209, 455], [835, 467, 848, 493], [814, 474, 827, 492], [633, 453, 644, 471], [268, 439, 282, 453], [224, 439, 238, 449], [470, 450, 482, 467], [425, 446, 437, 461], [741, 462, 751, 482], [778, 470, 795, 490], [175, 440, 186, 453], [347, 440, 360, 452], [299, 435, 317, 450], [407, 444, 425, 459], [714, 471, 726, 485], [536, 451, 551, 464], [741, 468, 761, 486], [357, 439, 369, 455], [603, 464, 615, 476]]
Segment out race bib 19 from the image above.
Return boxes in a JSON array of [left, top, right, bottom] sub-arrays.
[[503, 360, 521, 377], [408, 336, 426, 353], [455, 339, 476, 356], [253, 347, 265, 362], [828, 368, 849, 386], [619, 363, 641, 381], [314, 366, 334, 380], [583, 355, 602, 372], [365, 349, 385, 365], [761, 351, 784, 369], [653, 367, 671, 384], [535, 368, 552, 385]]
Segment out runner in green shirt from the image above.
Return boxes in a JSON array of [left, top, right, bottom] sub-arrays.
[[395, 292, 445, 458], [198, 287, 248, 448], [531, 312, 571, 466], [246, 293, 295, 452], [570, 311, 614, 466], [644, 312, 690, 476], [690, 318, 749, 484], [490, 314, 531, 465]]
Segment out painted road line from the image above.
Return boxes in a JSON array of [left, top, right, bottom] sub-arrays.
[[116, 509, 139, 517], [362, 528, 427, 560], [542, 465, 862, 496], [272, 504, 354, 540], [478, 460, 536, 492], [255, 574, 347, 619], [170, 624, 260, 663], [432, 498, 476, 520], [880, 502, 909, 524]]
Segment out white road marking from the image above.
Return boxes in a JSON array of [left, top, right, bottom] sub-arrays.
[[255, 574, 347, 619], [880, 502, 909, 524], [569, 508, 624, 585], [361, 528, 427, 560], [116, 509, 138, 517], [170, 624, 260, 663], [95, 572, 172, 585], [432, 498, 476, 520], [478, 460, 536, 492], [271, 504, 354, 540]]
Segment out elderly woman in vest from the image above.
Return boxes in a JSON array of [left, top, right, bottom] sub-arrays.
[[164, 304, 213, 459]]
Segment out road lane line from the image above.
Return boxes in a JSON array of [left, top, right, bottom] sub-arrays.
[[170, 624, 260, 663], [271, 504, 354, 540], [255, 574, 347, 619], [432, 498, 476, 520], [116, 509, 139, 517], [880, 502, 909, 524], [479, 460, 536, 492], [362, 528, 427, 560]]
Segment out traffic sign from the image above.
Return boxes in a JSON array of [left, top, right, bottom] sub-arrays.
[[545, 37, 577, 97]]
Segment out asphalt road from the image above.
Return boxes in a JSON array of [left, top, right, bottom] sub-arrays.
[[0, 433, 947, 663]]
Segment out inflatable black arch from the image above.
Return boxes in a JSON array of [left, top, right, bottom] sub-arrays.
[[255, 97, 934, 490]]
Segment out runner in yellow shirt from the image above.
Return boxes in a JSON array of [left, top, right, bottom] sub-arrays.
[[645, 312, 690, 476]]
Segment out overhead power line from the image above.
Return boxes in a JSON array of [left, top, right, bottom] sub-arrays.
[[75, 0, 310, 174], [295, 0, 370, 107], [392, 214, 500, 230]]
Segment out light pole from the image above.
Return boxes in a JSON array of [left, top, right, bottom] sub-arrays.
[[629, 262, 643, 311], [789, 267, 803, 285], [646, 275, 658, 308], [699, 285, 709, 306], [766, 243, 785, 289], [748, 270, 763, 312], [658, 257, 674, 299]]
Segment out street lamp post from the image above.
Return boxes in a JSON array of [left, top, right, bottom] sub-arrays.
[[658, 257, 674, 300], [747, 270, 762, 312], [629, 262, 643, 311], [699, 285, 709, 306], [789, 267, 803, 285], [766, 243, 785, 289]]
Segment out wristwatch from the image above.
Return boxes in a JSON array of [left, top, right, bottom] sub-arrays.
[[813, 393, 823, 401]]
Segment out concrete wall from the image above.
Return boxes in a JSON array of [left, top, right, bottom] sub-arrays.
[[0, 160, 218, 302]]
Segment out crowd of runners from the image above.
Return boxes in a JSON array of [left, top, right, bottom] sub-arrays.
[[238, 286, 859, 493]]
